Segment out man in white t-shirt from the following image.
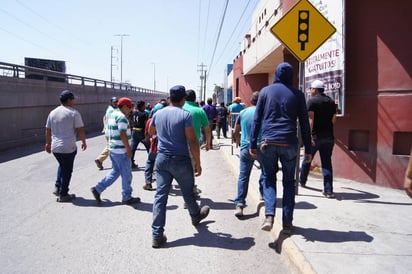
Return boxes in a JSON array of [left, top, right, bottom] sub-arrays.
[[45, 90, 87, 203]]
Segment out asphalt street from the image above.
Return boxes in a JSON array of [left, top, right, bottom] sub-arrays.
[[0, 134, 298, 274]]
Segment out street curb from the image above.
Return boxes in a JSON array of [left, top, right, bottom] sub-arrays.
[[220, 142, 316, 274]]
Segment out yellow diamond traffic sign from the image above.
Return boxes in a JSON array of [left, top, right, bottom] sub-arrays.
[[270, 0, 336, 62]]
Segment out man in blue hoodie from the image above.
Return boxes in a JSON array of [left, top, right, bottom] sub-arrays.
[[249, 62, 312, 234]]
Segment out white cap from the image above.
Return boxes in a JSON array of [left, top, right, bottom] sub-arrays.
[[310, 80, 324, 89]]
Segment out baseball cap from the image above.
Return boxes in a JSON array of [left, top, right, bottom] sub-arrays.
[[310, 80, 325, 89], [117, 97, 134, 108], [60, 90, 76, 101], [169, 85, 186, 101], [110, 97, 118, 103]]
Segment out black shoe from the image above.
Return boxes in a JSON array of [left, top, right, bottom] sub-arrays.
[[122, 197, 141, 205], [192, 205, 210, 226], [94, 159, 103, 170], [53, 186, 59, 196], [152, 235, 167, 248], [299, 181, 306, 187], [143, 183, 153, 191], [131, 163, 138, 168], [91, 187, 102, 203], [57, 194, 75, 203]]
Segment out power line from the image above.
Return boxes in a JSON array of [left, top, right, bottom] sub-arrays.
[[207, 0, 229, 80]]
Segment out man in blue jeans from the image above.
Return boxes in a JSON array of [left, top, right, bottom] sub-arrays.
[[250, 62, 312, 233], [45, 90, 87, 202], [299, 80, 337, 198], [149, 85, 210, 248], [233, 91, 264, 217], [91, 97, 140, 205]]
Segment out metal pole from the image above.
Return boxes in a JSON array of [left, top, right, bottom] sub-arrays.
[[114, 34, 129, 83], [203, 70, 207, 102], [151, 62, 156, 91], [295, 61, 305, 195]]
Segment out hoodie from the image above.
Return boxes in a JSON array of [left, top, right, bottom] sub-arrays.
[[249, 62, 311, 154]]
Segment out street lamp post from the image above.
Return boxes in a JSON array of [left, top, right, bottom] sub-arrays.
[[151, 62, 156, 91], [114, 34, 129, 83]]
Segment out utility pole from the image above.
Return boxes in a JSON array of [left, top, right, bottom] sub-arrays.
[[203, 69, 207, 102], [198, 63, 207, 102], [151, 62, 156, 91], [114, 34, 129, 83], [110, 46, 118, 82]]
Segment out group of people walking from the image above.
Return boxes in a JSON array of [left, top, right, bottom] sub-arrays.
[[45, 62, 340, 248]]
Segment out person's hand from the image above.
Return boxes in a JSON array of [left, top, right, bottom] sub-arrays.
[[126, 147, 132, 158], [304, 153, 312, 163], [194, 163, 202, 177], [249, 148, 258, 158], [45, 143, 51, 154], [81, 142, 87, 151]]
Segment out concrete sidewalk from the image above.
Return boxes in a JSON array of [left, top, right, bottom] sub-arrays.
[[217, 136, 412, 274]]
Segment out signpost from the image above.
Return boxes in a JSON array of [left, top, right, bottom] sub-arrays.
[[270, 0, 336, 194]]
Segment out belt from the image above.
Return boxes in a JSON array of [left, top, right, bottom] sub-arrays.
[[133, 127, 143, 131], [264, 140, 289, 147], [161, 154, 189, 160]]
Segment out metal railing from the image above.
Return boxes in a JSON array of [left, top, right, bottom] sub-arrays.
[[0, 61, 166, 95]]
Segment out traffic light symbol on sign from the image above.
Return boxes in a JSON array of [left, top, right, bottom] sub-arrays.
[[298, 10, 309, 51]]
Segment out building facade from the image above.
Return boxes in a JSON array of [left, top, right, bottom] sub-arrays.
[[229, 0, 412, 189]]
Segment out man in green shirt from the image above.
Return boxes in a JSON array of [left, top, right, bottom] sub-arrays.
[[183, 89, 211, 151]]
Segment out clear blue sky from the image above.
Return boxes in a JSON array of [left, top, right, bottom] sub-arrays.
[[0, 0, 259, 97]]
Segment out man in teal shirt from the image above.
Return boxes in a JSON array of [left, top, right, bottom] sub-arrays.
[[183, 89, 211, 151]]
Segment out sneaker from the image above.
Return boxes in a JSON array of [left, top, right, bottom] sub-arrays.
[[299, 181, 306, 187], [53, 186, 59, 196], [94, 159, 103, 170], [122, 197, 141, 205], [323, 192, 335, 199], [282, 224, 293, 235], [91, 187, 102, 203], [192, 205, 210, 226], [152, 235, 167, 248], [57, 194, 75, 203], [234, 206, 243, 217], [143, 183, 153, 191], [261, 215, 274, 231], [131, 163, 138, 169]]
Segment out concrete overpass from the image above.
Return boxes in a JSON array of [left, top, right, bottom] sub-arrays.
[[0, 61, 168, 151]]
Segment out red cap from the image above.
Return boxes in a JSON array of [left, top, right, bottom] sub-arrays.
[[118, 97, 134, 108]]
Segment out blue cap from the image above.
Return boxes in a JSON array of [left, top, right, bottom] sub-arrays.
[[60, 90, 76, 101], [169, 85, 186, 101]]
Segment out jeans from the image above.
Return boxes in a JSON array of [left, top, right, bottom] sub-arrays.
[[131, 130, 149, 164], [234, 147, 264, 207], [260, 143, 298, 226], [144, 149, 157, 184], [95, 152, 133, 201], [300, 137, 334, 193], [53, 150, 77, 196], [152, 153, 201, 239]]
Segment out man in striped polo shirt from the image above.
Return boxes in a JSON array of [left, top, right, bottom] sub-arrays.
[[91, 97, 140, 205]]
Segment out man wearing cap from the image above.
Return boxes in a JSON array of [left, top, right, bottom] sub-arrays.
[[250, 62, 312, 233], [299, 79, 337, 199], [45, 89, 87, 203], [91, 97, 140, 205], [149, 85, 210, 248], [94, 97, 118, 170]]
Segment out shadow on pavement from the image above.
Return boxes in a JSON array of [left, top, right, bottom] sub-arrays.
[[166, 221, 256, 250], [293, 226, 374, 243]]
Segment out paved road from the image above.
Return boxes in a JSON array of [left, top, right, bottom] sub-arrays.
[[0, 135, 298, 274]]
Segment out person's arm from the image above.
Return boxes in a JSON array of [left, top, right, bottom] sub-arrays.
[[233, 119, 241, 147], [102, 114, 106, 133], [76, 127, 87, 151], [186, 126, 202, 177], [120, 131, 132, 158], [404, 148, 412, 199], [45, 127, 52, 153]]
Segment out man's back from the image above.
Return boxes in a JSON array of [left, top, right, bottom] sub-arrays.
[[152, 106, 192, 156], [308, 94, 336, 139], [183, 101, 209, 143]]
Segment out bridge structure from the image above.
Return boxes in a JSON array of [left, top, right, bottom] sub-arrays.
[[0, 61, 168, 151]]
